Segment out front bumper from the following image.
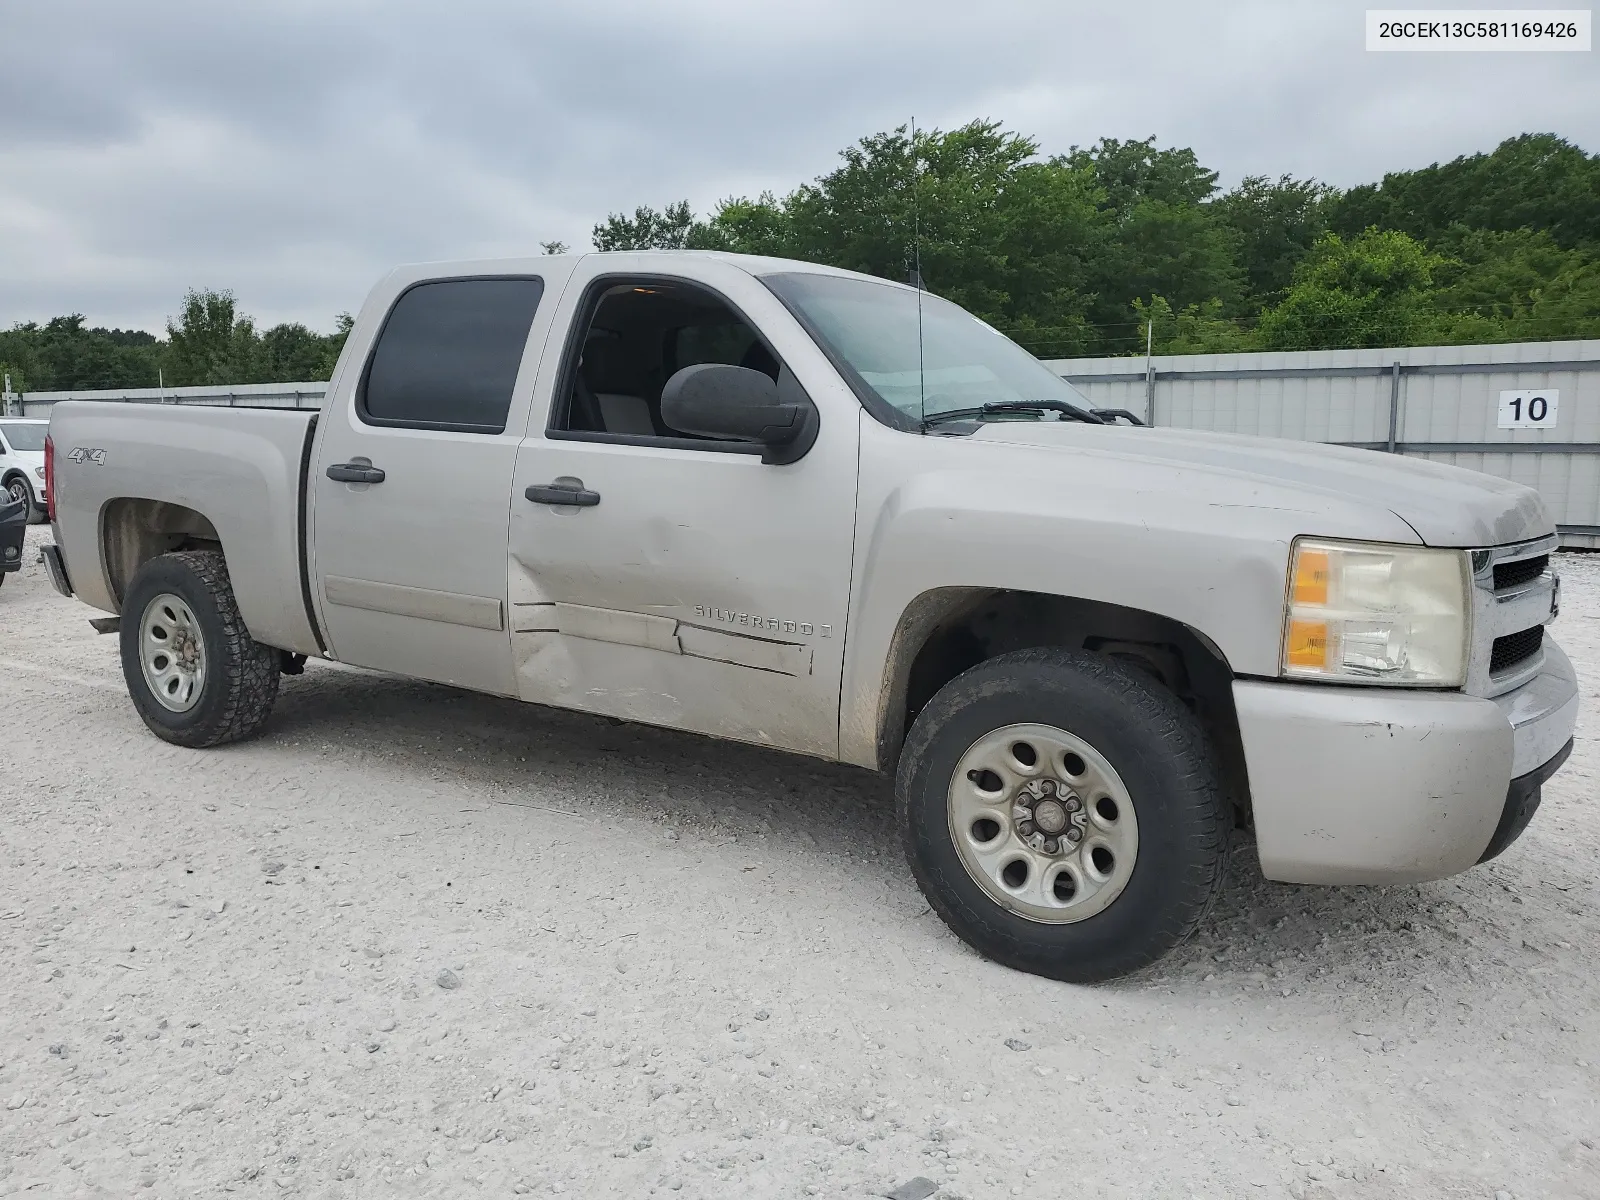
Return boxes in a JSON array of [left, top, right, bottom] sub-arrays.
[[1235, 640, 1579, 885]]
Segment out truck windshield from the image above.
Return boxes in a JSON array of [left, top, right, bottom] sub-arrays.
[[761, 271, 1093, 426], [0, 423, 46, 451]]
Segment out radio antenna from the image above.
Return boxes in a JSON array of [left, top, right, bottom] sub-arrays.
[[911, 116, 925, 430]]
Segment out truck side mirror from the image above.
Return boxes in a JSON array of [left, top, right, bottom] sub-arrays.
[[661, 364, 817, 464]]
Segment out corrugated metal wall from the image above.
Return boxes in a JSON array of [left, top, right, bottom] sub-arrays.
[[1047, 339, 1600, 548], [14, 339, 1598, 548]]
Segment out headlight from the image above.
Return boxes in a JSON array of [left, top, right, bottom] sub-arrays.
[[1282, 538, 1470, 687], [34, 466, 45, 479]]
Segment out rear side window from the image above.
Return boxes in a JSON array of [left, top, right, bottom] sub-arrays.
[[360, 277, 544, 433]]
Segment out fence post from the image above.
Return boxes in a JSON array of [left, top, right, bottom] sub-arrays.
[[1386, 361, 1402, 452]]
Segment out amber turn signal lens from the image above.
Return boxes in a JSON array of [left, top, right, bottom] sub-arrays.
[[1286, 619, 1328, 668], [1293, 549, 1330, 606]]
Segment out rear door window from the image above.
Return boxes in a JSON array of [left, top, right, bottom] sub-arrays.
[[361, 277, 544, 433]]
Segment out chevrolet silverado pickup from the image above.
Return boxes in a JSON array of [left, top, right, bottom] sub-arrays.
[[41, 251, 1578, 981]]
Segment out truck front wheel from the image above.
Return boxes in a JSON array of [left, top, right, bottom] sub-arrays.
[[897, 648, 1228, 983], [119, 550, 280, 747]]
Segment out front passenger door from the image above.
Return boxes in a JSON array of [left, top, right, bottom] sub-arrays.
[[507, 259, 862, 757]]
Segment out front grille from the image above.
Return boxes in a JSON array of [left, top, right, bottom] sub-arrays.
[[1490, 625, 1544, 674], [1494, 555, 1548, 591]]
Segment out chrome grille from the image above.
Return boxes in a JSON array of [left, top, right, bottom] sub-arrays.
[[1493, 555, 1548, 591], [1490, 625, 1544, 674], [1466, 534, 1559, 698]]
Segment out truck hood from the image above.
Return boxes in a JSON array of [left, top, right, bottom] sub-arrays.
[[969, 422, 1552, 548]]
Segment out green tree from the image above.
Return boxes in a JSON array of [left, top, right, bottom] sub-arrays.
[[700, 192, 796, 256], [784, 122, 1044, 312], [1063, 136, 1242, 334], [261, 323, 328, 381], [1093, 199, 1242, 325], [1327, 133, 1600, 251], [591, 200, 706, 251], [164, 289, 264, 386], [703, 121, 1106, 355], [1, 297, 348, 391], [1211, 174, 1334, 307], [1133, 296, 1256, 355], [1256, 229, 1444, 351], [0, 315, 161, 391], [1061, 136, 1219, 215], [984, 158, 1106, 356], [1420, 227, 1600, 343]]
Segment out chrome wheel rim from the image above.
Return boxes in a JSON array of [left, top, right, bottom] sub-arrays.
[[947, 722, 1139, 924], [139, 592, 207, 713], [6, 480, 24, 506]]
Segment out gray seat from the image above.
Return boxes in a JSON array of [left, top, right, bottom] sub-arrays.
[[581, 337, 656, 435], [595, 393, 655, 435]]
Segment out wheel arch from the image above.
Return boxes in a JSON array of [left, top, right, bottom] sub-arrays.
[[874, 587, 1250, 818], [99, 497, 223, 610]]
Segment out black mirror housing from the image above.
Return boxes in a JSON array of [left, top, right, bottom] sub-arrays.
[[660, 364, 818, 463]]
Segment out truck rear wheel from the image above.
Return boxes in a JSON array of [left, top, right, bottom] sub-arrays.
[[897, 647, 1228, 983], [119, 550, 280, 747]]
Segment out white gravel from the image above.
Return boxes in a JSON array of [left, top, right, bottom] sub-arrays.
[[2, 524, 1598, 1199]]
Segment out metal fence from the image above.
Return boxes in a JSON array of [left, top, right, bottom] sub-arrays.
[[1047, 339, 1600, 549], [15, 381, 327, 417], [14, 338, 1600, 548]]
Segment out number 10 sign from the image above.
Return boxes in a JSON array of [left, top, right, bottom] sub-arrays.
[[1498, 389, 1558, 429]]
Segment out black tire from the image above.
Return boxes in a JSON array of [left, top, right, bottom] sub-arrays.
[[119, 550, 280, 747], [897, 647, 1228, 983], [4, 476, 39, 524]]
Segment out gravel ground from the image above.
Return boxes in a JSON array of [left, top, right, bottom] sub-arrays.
[[2, 523, 1597, 1199]]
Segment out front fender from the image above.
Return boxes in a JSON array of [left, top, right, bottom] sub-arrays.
[[838, 418, 1420, 769]]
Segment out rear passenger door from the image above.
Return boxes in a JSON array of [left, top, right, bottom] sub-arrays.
[[310, 266, 574, 695]]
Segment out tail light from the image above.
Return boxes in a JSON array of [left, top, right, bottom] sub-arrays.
[[44, 432, 55, 522]]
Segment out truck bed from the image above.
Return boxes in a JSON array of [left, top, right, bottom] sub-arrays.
[[48, 402, 321, 654]]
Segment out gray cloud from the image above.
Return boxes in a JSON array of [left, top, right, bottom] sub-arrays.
[[2, 0, 1596, 333]]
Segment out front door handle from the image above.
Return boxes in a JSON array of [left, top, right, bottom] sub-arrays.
[[526, 478, 600, 507], [326, 460, 386, 484]]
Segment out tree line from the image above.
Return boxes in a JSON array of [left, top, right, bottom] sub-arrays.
[[0, 292, 351, 395], [3, 124, 1596, 393], [593, 125, 1599, 358]]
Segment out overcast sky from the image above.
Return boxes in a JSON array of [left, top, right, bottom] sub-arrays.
[[2, 0, 1596, 334]]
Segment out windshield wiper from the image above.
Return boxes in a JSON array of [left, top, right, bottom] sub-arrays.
[[920, 399, 1105, 430]]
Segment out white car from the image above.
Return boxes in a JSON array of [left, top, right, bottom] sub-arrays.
[[0, 418, 49, 523]]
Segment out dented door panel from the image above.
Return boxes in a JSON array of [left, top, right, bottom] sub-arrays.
[[506, 256, 861, 757]]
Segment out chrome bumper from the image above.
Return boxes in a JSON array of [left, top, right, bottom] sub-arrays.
[[1494, 639, 1577, 776], [1235, 638, 1579, 885]]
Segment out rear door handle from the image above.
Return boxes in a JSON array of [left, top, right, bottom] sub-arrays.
[[327, 461, 386, 484], [525, 478, 600, 507]]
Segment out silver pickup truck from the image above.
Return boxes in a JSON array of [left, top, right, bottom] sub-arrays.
[[41, 251, 1577, 981]]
